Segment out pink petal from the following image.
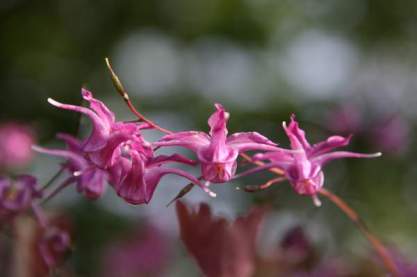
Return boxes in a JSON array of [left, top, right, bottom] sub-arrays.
[[81, 88, 115, 127], [312, 151, 382, 166], [32, 145, 87, 171], [48, 98, 109, 151], [283, 115, 311, 150], [226, 132, 278, 152], [148, 154, 197, 167], [309, 135, 352, 157], [155, 131, 210, 152]]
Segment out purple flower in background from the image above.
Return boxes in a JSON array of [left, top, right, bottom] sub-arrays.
[[0, 123, 35, 169], [156, 104, 279, 184], [254, 115, 380, 204], [33, 134, 108, 200], [371, 115, 410, 156], [101, 225, 170, 277], [326, 104, 362, 134], [0, 175, 40, 219], [38, 226, 71, 270]]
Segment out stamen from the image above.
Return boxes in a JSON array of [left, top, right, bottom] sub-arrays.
[[73, 171, 82, 177], [312, 195, 322, 207]]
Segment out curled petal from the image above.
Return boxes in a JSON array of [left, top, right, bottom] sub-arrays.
[[81, 88, 115, 127], [313, 151, 382, 166], [155, 131, 210, 152], [47, 98, 109, 151], [32, 145, 88, 172], [283, 115, 310, 150], [208, 103, 229, 138], [226, 132, 278, 152], [56, 133, 82, 152], [309, 135, 352, 157]]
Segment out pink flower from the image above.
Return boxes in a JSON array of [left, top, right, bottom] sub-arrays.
[[176, 201, 265, 277], [253, 115, 381, 203], [0, 123, 35, 169], [38, 89, 211, 203], [156, 104, 279, 183], [110, 150, 204, 204], [33, 134, 108, 200], [0, 175, 40, 220]]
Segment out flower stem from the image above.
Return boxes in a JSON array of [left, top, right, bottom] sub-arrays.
[[105, 57, 173, 134], [318, 188, 399, 276], [31, 203, 48, 228], [41, 178, 74, 205], [239, 153, 284, 176], [41, 168, 65, 192]]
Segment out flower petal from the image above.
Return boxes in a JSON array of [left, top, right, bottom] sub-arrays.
[[81, 88, 115, 127], [283, 115, 310, 150], [309, 135, 352, 157], [155, 131, 210, 152], [226, 132, 278, 152], [312, 151, 382, 166], [47, 98, 109, 151]]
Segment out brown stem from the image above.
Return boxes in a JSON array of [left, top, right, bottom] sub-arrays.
[[318, 188, 399, 276], [244, 177, 286, 192], [105, 57, 173, 134], [239, 153, 284, 176]]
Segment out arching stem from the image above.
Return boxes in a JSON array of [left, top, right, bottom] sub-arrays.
[[318, 188, 399, 276], [244, 177, 285, 192], [105, 57, 173, 134]]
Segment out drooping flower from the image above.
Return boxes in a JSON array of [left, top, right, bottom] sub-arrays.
[[0, 123, 35, 169], [176, 201, 265, 277], [110, 149, 208, 204], [0, 175, 41, 220], [155, 104, 279, 184], [32, 134, 108, 200], [253, 115, 381, 204]]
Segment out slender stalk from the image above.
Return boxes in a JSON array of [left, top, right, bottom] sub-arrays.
[[41, 178, 74, 205], [105, 57, 173, 134], [31, 203, 48, 228], [41, 168, 65, 192], [244, 177, 285, 192], [318, 188, 399, 276], [239, 153, 284, 176]]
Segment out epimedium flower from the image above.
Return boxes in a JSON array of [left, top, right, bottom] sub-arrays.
[[0, 175, 41, 220], [110, 148, 211, 204], [252, 115, 381, 205], [33, 134, 108, 200], [37, 89, 213, 203], [155, 103, 280, 184]]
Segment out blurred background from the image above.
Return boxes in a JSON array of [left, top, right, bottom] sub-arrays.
[[1, 0, 417, 276]]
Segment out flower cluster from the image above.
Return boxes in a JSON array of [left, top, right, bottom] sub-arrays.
[[0, 83, 391, 274], [31, 89, 379, 206]]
